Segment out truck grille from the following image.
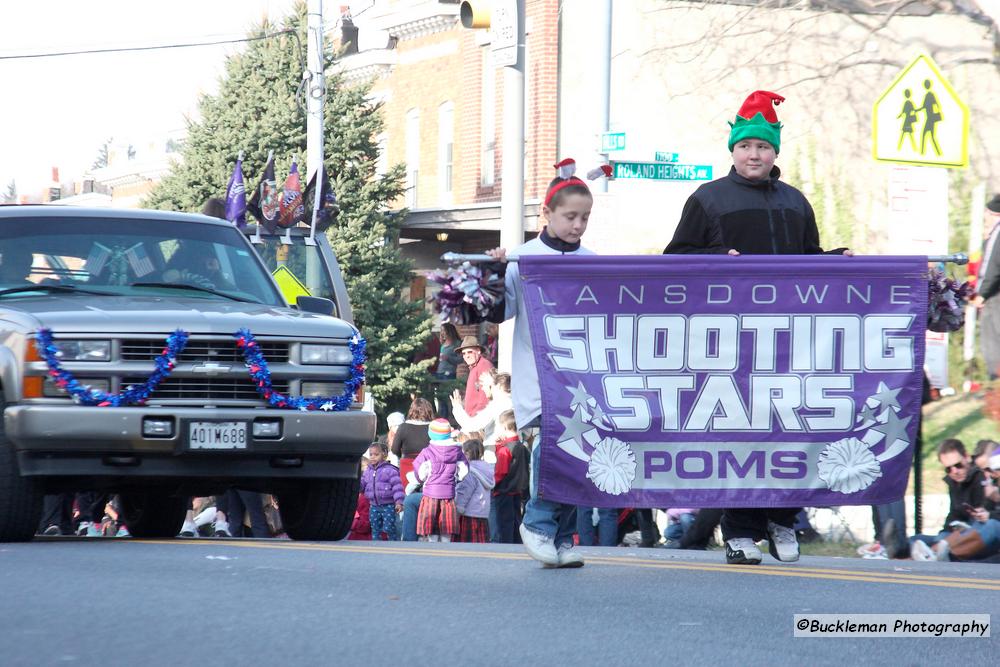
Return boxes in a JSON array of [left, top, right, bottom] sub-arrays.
[[121, 377, 290, 401], [120, 338, 290, 363]]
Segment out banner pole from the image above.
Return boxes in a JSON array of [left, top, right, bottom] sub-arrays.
[[441, 252, 970, 265]]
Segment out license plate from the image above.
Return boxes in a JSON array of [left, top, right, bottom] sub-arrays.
[[187, 422, 248, 450]]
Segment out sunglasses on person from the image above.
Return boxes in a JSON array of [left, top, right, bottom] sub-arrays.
[[944, 461, 966, 473]]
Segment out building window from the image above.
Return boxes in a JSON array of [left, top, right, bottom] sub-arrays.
[[405, 108, 420, 207], [438, 102, 454, 204], [481, 48, 495, 187], [375, 133, 388, 178]]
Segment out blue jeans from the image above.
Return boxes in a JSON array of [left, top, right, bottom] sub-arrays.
[[522, 432, 577, 549], [665, 512, 696, 542], [577, 507, 618, 547], [912, 519, 1000, 559], [401, 491, 422, 541]]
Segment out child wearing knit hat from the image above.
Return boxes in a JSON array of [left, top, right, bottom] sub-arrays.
[[411, 418, 469, 542], [664, 90, 852, 566]]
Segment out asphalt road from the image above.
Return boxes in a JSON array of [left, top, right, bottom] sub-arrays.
[[1, 537, 997, 666]]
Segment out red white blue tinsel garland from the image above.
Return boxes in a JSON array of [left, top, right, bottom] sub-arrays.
[[35, 328, 188, 406], [927, 269, 973, 333], [428, 261, 505, 324], [234, 328, 366, 411]]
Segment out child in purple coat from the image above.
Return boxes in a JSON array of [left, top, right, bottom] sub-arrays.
[[359, 441, 404, 541], [413, 419, 469, 542]]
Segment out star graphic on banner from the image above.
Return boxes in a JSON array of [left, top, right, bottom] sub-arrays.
[[320, 401, 335, 411], [869, 409, 912, 448], [856, 404, 876, 425], [869, 382, 902, 412], [590, 403, 612, 429], [567, 381, 596, 411], [557, 406, 598, 446]]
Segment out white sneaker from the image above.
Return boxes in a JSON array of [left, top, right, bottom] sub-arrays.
[[933, 539, 950, 562], [544, 544, 585, 569], [212, 520, 231, 537], [519, 523, 559, 566], [178, 521, 199, 538], [725, 537, 763, 565], [427, 534, 440, 543], [910, 539, 934, 561], [766, 521, 800, 562]]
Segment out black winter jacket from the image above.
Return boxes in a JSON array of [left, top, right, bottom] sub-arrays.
[[663, 166, 833, 255]]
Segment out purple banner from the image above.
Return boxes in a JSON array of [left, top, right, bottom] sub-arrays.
[[521, 255, 928, 508]]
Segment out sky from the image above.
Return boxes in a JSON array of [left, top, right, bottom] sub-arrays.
[[0, 0, 317, 197]]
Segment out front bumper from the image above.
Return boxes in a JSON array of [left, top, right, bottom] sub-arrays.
[[5, 405, 375, 480]]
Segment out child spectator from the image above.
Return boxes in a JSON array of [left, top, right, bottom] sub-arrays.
[[664, 508, 698, 545], [492, 409, 530, 543], [359, 441, 404, 541], [348, 492, 372, 541], [455, 439, 494, 543], [413, 419, 469, 542]]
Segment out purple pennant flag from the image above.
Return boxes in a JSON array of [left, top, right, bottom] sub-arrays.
[[247, 153, 279, 234], [519, 255, 928, 509], [224, 158, 247, 230]]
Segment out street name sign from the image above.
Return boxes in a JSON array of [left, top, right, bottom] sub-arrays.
[[655, 152, 679, 163], [601, 132, 626, 152], [873, 53, 969, 168], [612, 161, 712, 181]]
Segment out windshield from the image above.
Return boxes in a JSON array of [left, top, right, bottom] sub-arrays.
[[254, 235, 337, 304], [0, 215, 284, 306]]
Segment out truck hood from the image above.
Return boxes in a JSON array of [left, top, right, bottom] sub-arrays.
[[3, 294, 357, 339]]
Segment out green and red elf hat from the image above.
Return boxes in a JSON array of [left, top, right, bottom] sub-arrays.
[[727, 90, 784, 153]]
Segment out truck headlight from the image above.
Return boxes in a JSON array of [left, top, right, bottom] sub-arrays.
[[300, 344, 353, 365], [301, 381, 340, 397], [43, 377, 110, 397], [53, 340, 111, 361]]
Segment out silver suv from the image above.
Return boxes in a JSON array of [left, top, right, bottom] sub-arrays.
[[0, 207, 374, 541]]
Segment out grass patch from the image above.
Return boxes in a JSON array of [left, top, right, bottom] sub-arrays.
[[800, 540, 860, 558]]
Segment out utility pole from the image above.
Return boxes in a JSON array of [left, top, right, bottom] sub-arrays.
[[305, 0, 326, 247], [593, 0, 612, 193], [499, 0, 525, 253]]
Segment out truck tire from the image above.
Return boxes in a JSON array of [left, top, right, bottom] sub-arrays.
[[278, 476, 359, 541], [0, 403, 43, 542], [119, 491, 187, 538]]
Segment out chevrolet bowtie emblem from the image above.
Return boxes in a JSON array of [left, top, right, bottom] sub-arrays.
[[191, 362, 232, 375]]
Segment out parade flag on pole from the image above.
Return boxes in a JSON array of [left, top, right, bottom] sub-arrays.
[[224, 155, 247, 230], [520, 254, 927, 509], [247, 151, 279, 234], [277, 157, 305, 229], [302, 165, 340, 233]]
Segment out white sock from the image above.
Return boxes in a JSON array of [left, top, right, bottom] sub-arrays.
[[194, 507, 217, 527], [214, 519, 230, 534], [440, 535, 452, 543]]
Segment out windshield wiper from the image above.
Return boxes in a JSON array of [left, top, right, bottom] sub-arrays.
[[130, 282, 258, 303], [0, 284, 116, 298]]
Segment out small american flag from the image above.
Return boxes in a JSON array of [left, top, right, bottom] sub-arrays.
[[124, 243, 154, 277], [85, 242, 111, 277]]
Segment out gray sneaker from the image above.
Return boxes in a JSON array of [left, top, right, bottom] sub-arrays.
[[544, 544, 585, 569], [725, 537, 762, 564], [766, 521, 800, 562], [519, 523, 559, 565]]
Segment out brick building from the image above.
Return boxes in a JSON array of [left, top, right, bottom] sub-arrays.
[[338, 0, 561, 292]]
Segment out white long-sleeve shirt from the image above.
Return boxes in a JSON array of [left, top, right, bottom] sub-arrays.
[[504, 237, 595, 427], [452, 391, 513, 446]]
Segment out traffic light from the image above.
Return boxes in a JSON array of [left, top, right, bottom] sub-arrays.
[[460, 1, 490, 29]]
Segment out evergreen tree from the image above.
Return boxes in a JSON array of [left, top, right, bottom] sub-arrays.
[[3, 179, 16, 204], [91, 138, 112, 170], [144, 2, 432, 410]]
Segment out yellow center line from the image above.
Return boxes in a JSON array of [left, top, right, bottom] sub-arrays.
[[133, 539, 1000, 591]]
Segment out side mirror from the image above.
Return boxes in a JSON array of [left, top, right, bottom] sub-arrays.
[[296, 295, 335, 316]]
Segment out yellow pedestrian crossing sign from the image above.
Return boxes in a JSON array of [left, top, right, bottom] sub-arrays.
[[873, 53, 968, 168], [271, 265, 311, 304]]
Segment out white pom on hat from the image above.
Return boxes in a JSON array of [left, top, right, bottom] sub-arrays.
[[553, 158, 577, 180], [586, 164, 613, 181]]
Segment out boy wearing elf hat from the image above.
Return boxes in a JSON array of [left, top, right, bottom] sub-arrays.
[[664, 90, 851, 566]]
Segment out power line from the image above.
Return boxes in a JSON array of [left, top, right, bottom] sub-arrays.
[[0, 29, 296, 61]]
